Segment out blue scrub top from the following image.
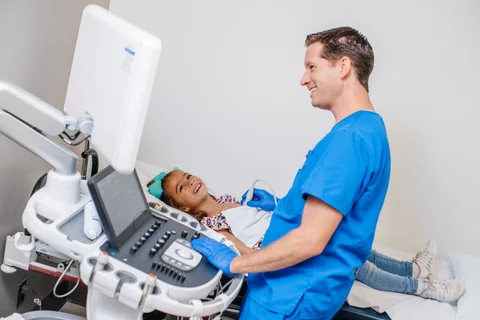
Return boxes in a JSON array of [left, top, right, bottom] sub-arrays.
[[246, 111, 391, 319]]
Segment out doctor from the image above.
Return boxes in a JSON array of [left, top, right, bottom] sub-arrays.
[[192, 26, 391, 319]]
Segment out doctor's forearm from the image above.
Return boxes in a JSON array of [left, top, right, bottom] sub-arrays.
[[230, 228, 320, 274]]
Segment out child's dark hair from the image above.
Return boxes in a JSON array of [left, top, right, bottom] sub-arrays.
[[155, 171, 216, 222]]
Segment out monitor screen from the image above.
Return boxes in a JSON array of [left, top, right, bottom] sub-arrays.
[[88, 165, 150, 249]]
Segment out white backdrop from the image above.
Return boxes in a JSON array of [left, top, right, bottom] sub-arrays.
[[110, 0, 480, 258]]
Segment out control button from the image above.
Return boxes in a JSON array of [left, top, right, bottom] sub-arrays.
[[176, 261, 183, 268], [151, 261, 157, 269], [144, 232, 151, 238], [181, 274, 186, 282], [181, 231, 188, 238], [149, 248, 157, 256], [171, 258, 177, 264], [171, 270, 177, 278], [162, 235, 168, 241], [168, 269, 174, 276], [140, 237, 147, 243], [148, 228, 155, 233], [160, 264, 165, 271], [194, 231, 200, 237], [183, 265, 192, 271], [154, 243, 161, 250], [176, 249, 194, 260], [163, 256, 171, 263], [152, 224, 159, 231], [184, 242, 192, 248], [135, 241, 142, 247], [157, 239, 166, 246], [130, 246, 138, 254], [192, 235, 199, 240], [166, 231, 172, 237], [176, 239, 185, 244], [165, 266, 170, 274], [171, 230, 177, 235]]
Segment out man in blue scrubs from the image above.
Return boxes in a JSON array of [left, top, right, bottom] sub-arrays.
[[192, 26, 391, 319]]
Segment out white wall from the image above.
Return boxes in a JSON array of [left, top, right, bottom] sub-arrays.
[[110, 0, 480, 258], [0, 0, 109, 315]]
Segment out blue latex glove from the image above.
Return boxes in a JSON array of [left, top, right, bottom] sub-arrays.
[[191, 238, 238, 276], [241, 188, 279, 212]]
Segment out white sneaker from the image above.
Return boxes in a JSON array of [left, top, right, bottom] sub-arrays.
[[419, 279, 465, 303], [413, 240, 437, 279]]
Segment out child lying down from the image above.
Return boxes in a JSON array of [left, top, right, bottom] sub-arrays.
[[147, 169, 464, 303]]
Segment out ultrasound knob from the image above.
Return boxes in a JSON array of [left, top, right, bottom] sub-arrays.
[[149, 248, 157, 256], [181, 230, 188, 238]]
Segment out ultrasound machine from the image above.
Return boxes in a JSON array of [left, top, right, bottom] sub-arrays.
[[0, 5, 243, 320]]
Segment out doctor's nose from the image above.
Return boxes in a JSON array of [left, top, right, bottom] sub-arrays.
[[300, 72, 310, 86]]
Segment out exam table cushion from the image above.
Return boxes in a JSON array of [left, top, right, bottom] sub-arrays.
[[135, 160, 168, 203], [449, 252, 480, 320]]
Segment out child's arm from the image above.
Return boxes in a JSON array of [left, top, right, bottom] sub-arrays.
[[218, 230, 255, 255]]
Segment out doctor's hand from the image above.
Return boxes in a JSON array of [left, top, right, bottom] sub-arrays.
[[241, 188, 278, 212], [191, 238, 238, 276]]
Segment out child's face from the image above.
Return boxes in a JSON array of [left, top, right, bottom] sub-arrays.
[[163, 170, 209, 211]]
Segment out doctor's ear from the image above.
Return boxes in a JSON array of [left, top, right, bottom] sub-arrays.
[[339, 56, 352, 79]]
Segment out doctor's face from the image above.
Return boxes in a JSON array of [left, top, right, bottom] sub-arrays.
[[162, 170, 209, 211], [300, 42, 342, 110]]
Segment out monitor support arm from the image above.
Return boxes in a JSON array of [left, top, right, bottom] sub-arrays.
[[0, 80, 93, 204]]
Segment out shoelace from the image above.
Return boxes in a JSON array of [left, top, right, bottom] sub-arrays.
[[413, 250, 432, 265], [412, 249, 433, 278], [428, 280, 448, 293]]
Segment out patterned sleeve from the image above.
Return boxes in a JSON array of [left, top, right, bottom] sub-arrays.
[[216, 194, 240, 205], [200, 213, 232, 233]]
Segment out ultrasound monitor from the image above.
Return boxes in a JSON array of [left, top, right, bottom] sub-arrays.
[[87, 165, 150, 250]]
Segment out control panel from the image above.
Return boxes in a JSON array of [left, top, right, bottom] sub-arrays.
[[100, 212, 218, 288]]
